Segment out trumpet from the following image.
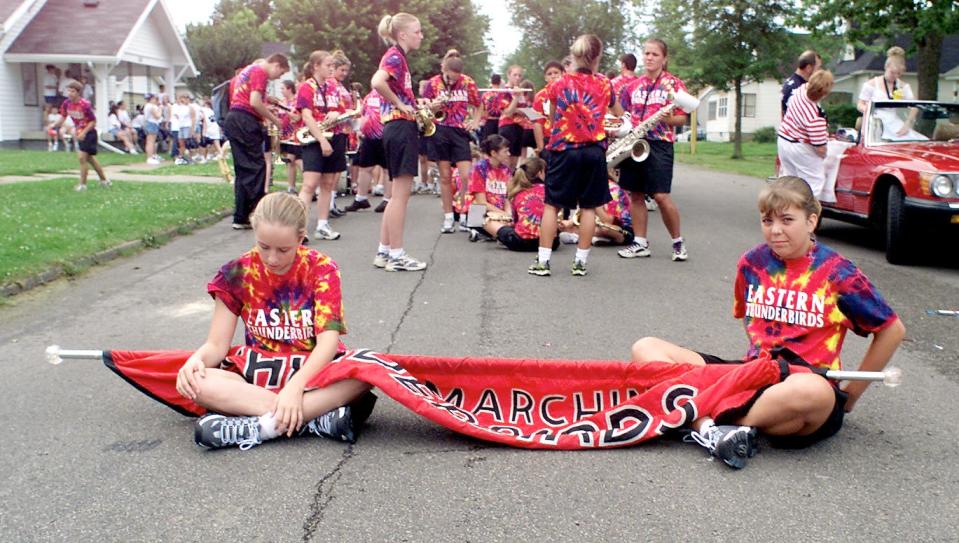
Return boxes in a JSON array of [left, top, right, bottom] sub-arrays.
[[295, 109, 360, 145], [476, 88, 528, 93], [484, 212, 513, 224]]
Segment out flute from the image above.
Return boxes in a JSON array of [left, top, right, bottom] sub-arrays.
[[476, 88, 529, 93]]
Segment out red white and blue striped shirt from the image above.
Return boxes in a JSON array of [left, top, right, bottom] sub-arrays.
[[778, 84, 828, 146]]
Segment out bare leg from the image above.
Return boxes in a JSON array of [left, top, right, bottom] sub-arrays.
[[88, 156, 107, 181], [383, 175, 412, 248], [576, 208, 597, 251], [539, 203, 559, 250], [438, 161, 453, 213], [78, 152, 89, 186], [630, 337, 707, 365], [316, 172, 339, 222], [653, 193, 682, 239], [735, 373, 836, 436], [629, 191, 649, 239]]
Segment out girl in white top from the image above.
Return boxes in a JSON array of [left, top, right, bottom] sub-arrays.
[[857, 46, 923, 141], [144, 94, 163, 164], [201, 99, 223, 161], [45, 105, 63, 151]]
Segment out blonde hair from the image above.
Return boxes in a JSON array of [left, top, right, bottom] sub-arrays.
[[331, 50, 351, 68], [308, 50, 331, 78], [378, 13, 419, 45], [507, 157, 546, 200], [570, 34, 603, 71], [507, 65, 524, 78], [805, 69, 834, 101], [251, 192, 308, 234], [758, 176, 822, 220], [885, 45, 906, 72]]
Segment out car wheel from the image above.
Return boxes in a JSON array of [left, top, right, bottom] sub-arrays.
[[885, 184, 911, 264]]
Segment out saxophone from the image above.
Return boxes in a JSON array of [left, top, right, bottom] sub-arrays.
[[606, 83, 700, 167], [415, 93, 450, 137], [295, 109, 361, 144]]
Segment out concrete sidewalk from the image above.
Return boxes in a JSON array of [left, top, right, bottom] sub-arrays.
[[0, 160, 224, 185]]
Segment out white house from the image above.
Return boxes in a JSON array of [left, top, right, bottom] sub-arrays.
[[697, 79, 782, 142], [0, 0, 197, 145]]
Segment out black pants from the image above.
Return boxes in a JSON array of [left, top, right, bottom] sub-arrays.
[[224, 110, 267, 225]]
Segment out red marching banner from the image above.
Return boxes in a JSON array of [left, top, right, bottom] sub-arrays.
[[105, 347, 804, 450]]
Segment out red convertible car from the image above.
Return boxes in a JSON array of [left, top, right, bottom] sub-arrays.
[[820, 100, 959, 264]]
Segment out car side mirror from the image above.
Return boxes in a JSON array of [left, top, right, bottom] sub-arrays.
[[836, 128, 857, 143]]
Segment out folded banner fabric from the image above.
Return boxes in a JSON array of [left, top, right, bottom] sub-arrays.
[[105, 347, 804, 450]]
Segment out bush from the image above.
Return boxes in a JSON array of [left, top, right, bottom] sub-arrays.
[[752, 126, 777, 143], [823, 102, 860, 131]]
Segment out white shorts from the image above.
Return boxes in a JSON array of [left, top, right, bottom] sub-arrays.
[[777, 138, 825, 199]]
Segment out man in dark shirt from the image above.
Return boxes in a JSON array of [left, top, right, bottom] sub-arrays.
[[781, 50, 822, 117]]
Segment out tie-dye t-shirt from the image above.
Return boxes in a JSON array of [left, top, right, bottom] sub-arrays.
[[604, 180, 632, 230], [498, 91, 531, 128], [618, 71, 687, 143], [230, 64, 269, 119], [532, 88, 551, 133], [326, 78, 350, 134], [546, 70, 614, 152], [295, 78, 333, 135], [422, 74, 481, 129], [469, 158, 512, 212], [378, 45, 416, 123], [511, 183, 546, 240], [610, 73, 638, 104], [482, 90, 507, 119], [207, 246, 347, 354], [733, 243, 897, 371], [60, 98, 95, 132], [360, 90, 384, 139]]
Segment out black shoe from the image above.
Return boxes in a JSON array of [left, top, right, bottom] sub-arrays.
[[329, 206, 346, 218], [194, 413, 263, 450], [344, 199, 371, 212], [374, 200, 388, 213], [349, 391, 378, 427], [299, 405, 355, 443], [686, 424, 758, 469], [231, 222, 252, 230]]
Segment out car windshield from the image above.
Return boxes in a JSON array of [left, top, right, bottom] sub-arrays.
[[868, 102, 959, 144]]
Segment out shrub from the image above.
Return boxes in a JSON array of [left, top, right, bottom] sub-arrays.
[[752, 126, 777, 143], [823, 102, 860, 131]]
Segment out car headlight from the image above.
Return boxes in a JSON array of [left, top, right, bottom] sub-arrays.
[[931, 174, 954, 198]]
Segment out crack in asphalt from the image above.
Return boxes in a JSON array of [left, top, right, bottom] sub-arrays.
[[385, 233, 442, 354], [301, 443, 354, 542]]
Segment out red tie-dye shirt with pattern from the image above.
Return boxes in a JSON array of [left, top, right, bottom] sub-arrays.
[[60, 98, 95, 132], [618, 71, 687, 143], [604, 180, 632, 230], [422, 74, 481, 129], [546, 70, 614, 152], [482, 90, 507, 119], [532, 88, 551, 132], [733, 243, 897, 371], [378, 45, 416, 123], [207, 247, 347, 354], [230, 63, 269, 120], [469, 158, 512, 212], [511, 183, 546, 240]]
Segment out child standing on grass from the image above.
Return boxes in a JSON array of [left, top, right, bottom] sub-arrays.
[[51, 81, 110, 191]]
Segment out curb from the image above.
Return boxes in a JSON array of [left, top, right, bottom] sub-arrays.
[[1, 209, 232, 299]]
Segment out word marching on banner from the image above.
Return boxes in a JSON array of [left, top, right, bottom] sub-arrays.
[[105, 347, 797, 450]]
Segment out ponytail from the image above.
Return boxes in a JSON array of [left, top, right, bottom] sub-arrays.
[[570, 34, 603, 72], [378, 13, 419, 46], [508, 157, 546, 200], [442, 49, 464, 73]]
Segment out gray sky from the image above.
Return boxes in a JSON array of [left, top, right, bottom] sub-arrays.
[[163, 0, 520, 68]]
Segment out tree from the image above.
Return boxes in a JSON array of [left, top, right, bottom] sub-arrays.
[[803, 0, 959, 100], [505, 0, 634, 87], [270, 0, 490, 91], [184, 6, 267, 96], [654, 0, 796, 159]]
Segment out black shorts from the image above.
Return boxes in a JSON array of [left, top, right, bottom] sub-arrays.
[[280, 143, 302, 159], [383, 120, 419, 179], [496, 225, 559, 251], [78, 130, 98, 155], [428, 125, 472, 163], [544, 144, 611, 210], [302, 133, 347, 173], [522, 128, 536, 149], [355, 138, 386, 168], [480, 118, 499, 141], [418, 132, 430, 156], [499, 124, 524, 157], [701, 352, 848, 449], [617, 139, 674, 194]]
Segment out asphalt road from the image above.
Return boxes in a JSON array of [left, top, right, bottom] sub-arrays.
[[1, 164, 956, 542]]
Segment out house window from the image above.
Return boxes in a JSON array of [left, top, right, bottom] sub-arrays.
[[718, 96, 728, 118], [708, 100, 717, 121], [741, 93, 756, 118]]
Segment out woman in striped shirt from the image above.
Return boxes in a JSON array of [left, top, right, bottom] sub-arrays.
[[777, 70, 833, 199]]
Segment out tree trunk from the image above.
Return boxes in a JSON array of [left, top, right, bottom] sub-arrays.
[[915, 34, 942, 101], [732, 77, 743, 159]]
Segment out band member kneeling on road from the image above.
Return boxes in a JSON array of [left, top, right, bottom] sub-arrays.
[[630, 176, 905, 469], [468, 134, 512, 242], [529, 34, 614, 277], [613, 39, 689, 261], [371, 12, 427, 272], [178, 192, 376, 450], [494, 157, 561, 252]]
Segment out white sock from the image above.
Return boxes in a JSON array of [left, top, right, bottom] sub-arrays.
[[383, 197, 391, 203], [316, 220, 329, 229], [695, 417, 715, 434], [444, 212, 454, 222], [672, 236, 684, 245], [575, 248, 590, 262], [378, 243, 390, 254], [329, 199, 336, 210], [355, 195, 367, 202], [538, 247, 552, 264], [636, 236, 649, 247], [389, 247, 404, 259], [257, 412, 281, 440]]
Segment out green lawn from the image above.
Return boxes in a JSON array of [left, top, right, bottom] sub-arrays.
[[0, 149, 143, 176], [127, 160, 289, 181], [0, 179, 233, 285], [674, 141, 777, 179]]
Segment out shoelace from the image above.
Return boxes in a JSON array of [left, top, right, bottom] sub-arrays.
[[217, 417, 262, 450], [684, 426, 719, 452], [306, 407, 342, 437]]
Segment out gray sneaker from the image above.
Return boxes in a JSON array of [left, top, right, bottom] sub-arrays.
[[299, 406, 356, 443], [314, 224, 341, 240], [194, 414, 262, 450], [685, 424, 758, 469], [672, 240, 689, 261], [385, 253, 427, 272], [527, 260, 551, 276], [373, 252, 389, 268], [618, 241, 651, 258], [571, 259, 587, 276]]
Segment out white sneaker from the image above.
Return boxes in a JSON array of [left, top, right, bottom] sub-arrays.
[[618, 241, 651, 258], [671, 240, 689, 261], [373, 252, 389, 268], [645, 196, 658, 211], [147, 157, 161, 165], [440, 219, 455, 233], [385, 253, 427, 272], [558, 232, 579, 245], [74, 184, 87, 192], [314, 224, 341, 240]]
